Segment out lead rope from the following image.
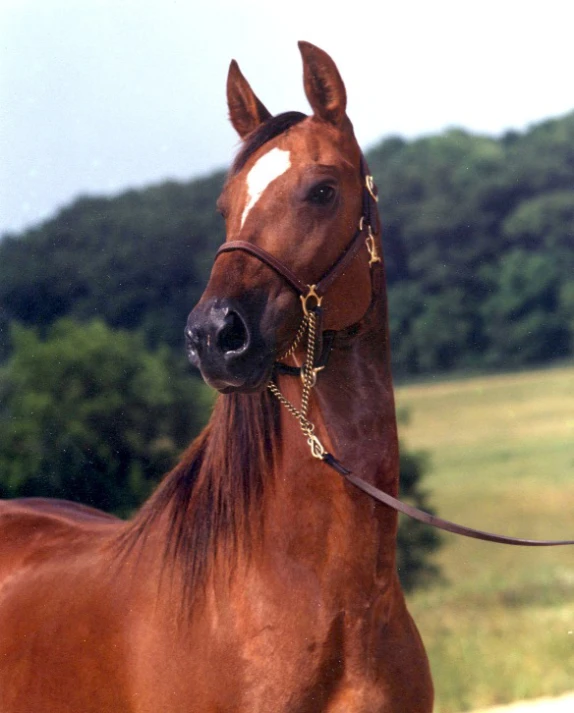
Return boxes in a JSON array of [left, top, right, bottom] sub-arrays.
[[248, 172, 574, 546], [267, 303, 574, 546]]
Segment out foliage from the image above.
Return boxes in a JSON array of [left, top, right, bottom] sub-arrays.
[[0, 173, 226, 353], [0, 319, 211, 513], [2, 112, 574, 377], [2, 109, 574, 590], [479, 249, 569, 365], [0, 321, 438, 588], [372, 112, 574, 376], [397, 410, 441, 591]]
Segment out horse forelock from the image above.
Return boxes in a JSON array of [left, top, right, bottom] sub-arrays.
[[230, 111, 307, 176]]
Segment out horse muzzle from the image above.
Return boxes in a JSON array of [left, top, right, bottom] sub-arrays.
[[185, 298, 273, 393]]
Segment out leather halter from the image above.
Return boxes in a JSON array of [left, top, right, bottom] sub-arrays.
[[213, 153, 574, 549], [216, 155, 379, 321]]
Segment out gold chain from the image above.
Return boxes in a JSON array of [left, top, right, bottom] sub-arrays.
[[267, 176, 380, 467], [276, 314, 309, 360], [267, 195, 380, 463], [267, 308, 328, 460]]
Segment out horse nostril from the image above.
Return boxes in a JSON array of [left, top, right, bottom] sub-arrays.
[[217, 311, 249, 355]]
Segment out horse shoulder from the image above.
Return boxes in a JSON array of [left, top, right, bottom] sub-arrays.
[[0, 499, 133, 712]]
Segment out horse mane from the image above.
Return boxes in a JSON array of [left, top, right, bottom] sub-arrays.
[[230, 111, 307, 175], [116, 113, 307, 603], [116, 389, 280, 604]]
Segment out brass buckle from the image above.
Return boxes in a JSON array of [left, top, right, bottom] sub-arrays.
[[365, 226, 381, 267], [365, 175, 379, 202], [300, 284, 323, 317]]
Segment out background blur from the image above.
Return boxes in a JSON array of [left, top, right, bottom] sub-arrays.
[[1, 1, 574, 710]]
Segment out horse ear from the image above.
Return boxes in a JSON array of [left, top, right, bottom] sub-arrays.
[[227, 60, 272, 139], [298, 41, 347, 126]]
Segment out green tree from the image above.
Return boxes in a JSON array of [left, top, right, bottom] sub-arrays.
[[397, 410, 441, 591], [480, 250, 569, 366], [3, 111, 574, 378], [502, 190, 574, 259], [559, 281, 574, 351], [0, 172, 226, 351], [501, 113, 574, 197], [0, 319, 212, 513]]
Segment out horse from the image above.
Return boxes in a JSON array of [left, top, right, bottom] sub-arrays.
[[0, 42, 434, 712]]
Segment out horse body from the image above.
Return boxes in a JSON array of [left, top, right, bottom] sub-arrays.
[[0, 487, 430, 712], [0, 43, 433, 711], [0, 500, 130, 711]]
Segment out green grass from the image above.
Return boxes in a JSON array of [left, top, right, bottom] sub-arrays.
[[396, 365, 574, 712]]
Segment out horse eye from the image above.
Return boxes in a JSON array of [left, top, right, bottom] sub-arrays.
[[306, 183, 336, 206]]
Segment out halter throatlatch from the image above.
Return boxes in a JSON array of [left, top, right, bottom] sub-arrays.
[[215, 154, 380, 475]]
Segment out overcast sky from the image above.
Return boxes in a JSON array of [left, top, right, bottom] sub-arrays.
[[1, 0, 572, 237]]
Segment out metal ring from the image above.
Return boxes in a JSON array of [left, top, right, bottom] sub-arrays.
[[300, 285, 323, 317]]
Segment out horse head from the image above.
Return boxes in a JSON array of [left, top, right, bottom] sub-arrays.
[[186, 42, 376, 393]]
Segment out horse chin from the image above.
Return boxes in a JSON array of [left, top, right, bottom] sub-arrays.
[[202, 360, 274, 395]]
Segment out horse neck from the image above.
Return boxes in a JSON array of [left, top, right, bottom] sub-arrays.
[[318, 303, 399, 493], [123, 277, 400, 610], [266, 287, 400, 592]]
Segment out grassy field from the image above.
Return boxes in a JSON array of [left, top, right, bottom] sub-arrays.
[[396, 365, 574, 712]]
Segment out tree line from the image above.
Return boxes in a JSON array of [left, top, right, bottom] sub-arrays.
[[2, 109, 573, 587], [2, 111, 573, 376]]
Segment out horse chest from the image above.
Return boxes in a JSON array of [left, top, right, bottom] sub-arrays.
[[211, 610, 430, 713], [190, 572, 430, 713]]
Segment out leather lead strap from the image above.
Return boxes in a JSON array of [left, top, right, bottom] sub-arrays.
[[341, 471, 574, 547], [213, 152, 574, 547]]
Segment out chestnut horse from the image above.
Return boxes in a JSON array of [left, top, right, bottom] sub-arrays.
[[0, 43, 433, 712]]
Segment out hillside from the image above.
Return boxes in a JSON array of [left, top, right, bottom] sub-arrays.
[[1, 111, 574, 375]]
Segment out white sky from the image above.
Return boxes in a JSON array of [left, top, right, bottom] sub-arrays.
[[1, 0, 572, 237]]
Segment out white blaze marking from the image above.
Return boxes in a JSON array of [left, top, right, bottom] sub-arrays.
[[241, 147, 291, 229]]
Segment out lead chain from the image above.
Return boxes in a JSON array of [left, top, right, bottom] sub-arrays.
[[267, 309, 328, 460], [276, 314, 309, 360]]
